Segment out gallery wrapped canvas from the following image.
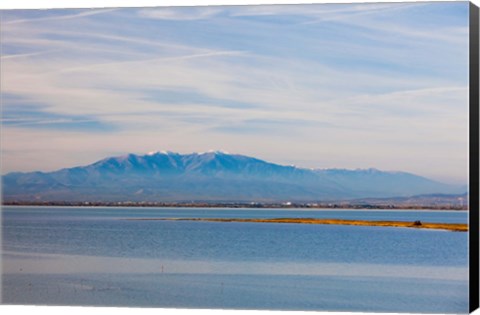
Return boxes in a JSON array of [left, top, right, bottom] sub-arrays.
[[1, 0, 479, 314]]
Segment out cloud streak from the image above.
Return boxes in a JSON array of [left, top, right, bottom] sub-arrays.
[[138, 6, 222, 20], [2, 8, 118, 25], [0, 2, 470, 184]]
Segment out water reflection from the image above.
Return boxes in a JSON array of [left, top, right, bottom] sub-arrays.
[[3, 251, 468, 281]]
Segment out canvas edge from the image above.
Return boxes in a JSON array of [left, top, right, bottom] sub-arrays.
[[470, 1, 480, 313]]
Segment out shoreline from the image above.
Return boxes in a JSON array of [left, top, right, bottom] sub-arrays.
[[1, 203, 468, 211], [2, 205, 468, 213], [126, 217, 469, 232]]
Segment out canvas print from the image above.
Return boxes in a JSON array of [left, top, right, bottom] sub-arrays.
[[0, 1, 476, 313]]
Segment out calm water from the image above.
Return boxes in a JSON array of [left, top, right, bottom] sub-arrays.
[[1, 206, 469, 313]]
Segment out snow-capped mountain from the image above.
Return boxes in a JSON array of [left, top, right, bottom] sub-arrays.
[[2, 151, 466, 202]]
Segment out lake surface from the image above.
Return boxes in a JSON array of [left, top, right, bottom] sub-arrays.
[[1, 206, 469, 313]]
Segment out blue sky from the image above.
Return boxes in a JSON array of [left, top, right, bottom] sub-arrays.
[[0, 2, 470, 184]]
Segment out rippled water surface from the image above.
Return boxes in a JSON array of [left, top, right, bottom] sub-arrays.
[[1, 206, 469, 312]]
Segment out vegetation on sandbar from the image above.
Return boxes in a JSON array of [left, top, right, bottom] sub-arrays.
[[127, 217, 468, 232]]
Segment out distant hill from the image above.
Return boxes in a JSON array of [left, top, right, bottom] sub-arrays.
[[343, 193, 468, 209], [2, 151, 466, 203]]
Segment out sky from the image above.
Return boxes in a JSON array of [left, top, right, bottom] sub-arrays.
[[0, 1, 470, 184]]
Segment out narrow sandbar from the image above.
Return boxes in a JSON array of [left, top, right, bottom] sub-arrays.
[[126, 217, 468, 232]]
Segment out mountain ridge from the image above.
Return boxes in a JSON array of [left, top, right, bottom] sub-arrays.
[[2, 151, 466, 203]]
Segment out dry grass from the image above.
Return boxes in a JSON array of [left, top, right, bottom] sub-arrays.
[[128, 217, 468, 232]]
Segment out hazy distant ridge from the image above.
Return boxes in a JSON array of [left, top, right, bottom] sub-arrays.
[[2, 151, 466, 202]]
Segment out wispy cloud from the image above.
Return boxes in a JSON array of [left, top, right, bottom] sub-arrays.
[[57, 50, 248, 73], [0, 49, 59, 60], [0, 2, 470, 184], [227, 2, 420, 19], [2, 8, 118, 25], [137, 6, 222, 20], [298, 2, 425, 24]]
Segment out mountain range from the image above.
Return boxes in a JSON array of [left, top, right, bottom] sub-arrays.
[[2, 151, 466, 203]]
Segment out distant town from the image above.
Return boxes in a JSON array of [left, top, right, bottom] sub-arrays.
[[2, 198, 468, 210]]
